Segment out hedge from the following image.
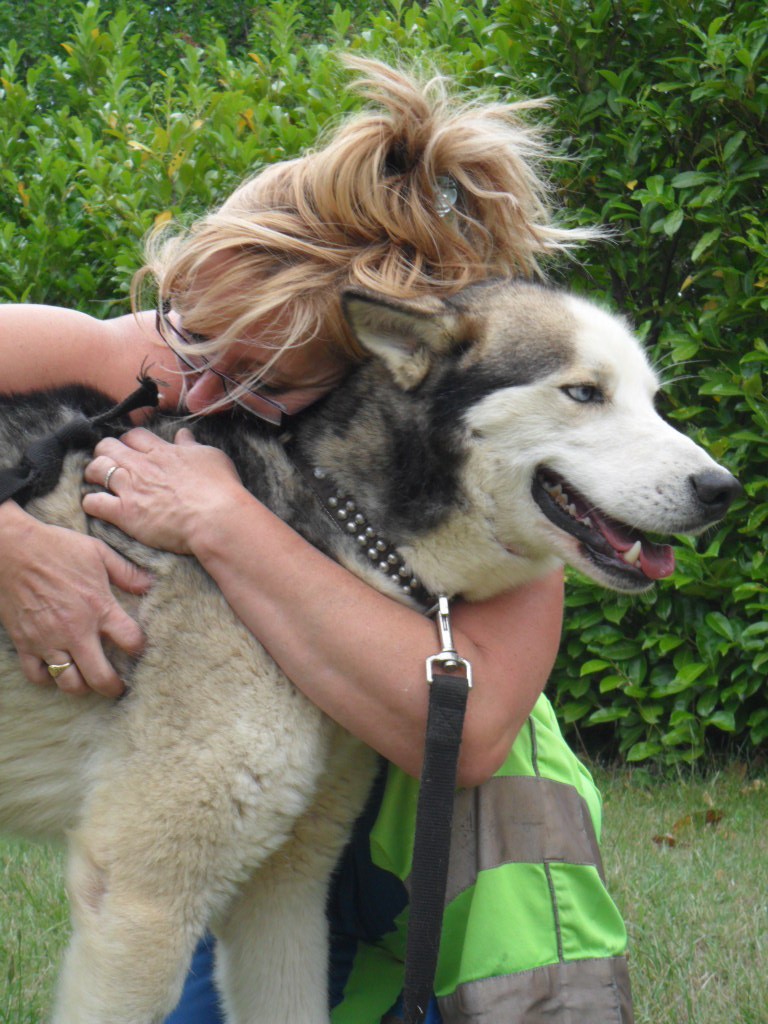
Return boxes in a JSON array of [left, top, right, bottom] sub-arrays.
[[0, 0, 765, 765], [490, 0, 767, 764]]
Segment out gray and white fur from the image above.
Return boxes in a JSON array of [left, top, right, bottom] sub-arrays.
[[0, 280, 740, 1023]]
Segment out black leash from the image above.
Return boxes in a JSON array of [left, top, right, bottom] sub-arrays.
[[0, 376, 160, 508], [292, 455, 472, 1021], [402, 597, 472, 1024]]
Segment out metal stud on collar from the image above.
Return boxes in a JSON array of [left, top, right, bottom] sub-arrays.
[[312, 466, 424, 600]]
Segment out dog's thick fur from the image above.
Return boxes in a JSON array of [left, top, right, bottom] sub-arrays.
[[0, 280, 739, 1023]]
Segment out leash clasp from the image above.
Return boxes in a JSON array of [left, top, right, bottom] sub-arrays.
[[426, 596, 473, 687]]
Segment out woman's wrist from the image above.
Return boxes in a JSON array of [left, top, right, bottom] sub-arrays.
[[185, 479, 265, 565], [0, 500, 37, 551]]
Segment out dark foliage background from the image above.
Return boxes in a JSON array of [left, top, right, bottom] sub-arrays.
[[1, 0, 765, 764]]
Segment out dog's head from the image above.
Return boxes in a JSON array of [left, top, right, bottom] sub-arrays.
[[341, 280, 741, 596]]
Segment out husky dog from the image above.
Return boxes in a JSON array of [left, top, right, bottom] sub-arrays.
[[0, 280, 740, 1023]]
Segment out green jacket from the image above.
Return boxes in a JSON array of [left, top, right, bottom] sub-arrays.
[[332, 694, 633, 1023]]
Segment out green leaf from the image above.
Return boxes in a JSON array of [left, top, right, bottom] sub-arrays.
[[691, 228, 721, 261], [663, 208, 684, 236], [723, 131, 747, 161], [559, 700, 593, 724], [638, 703, 664, 725], [696, 691, 719, 717], [706, 711, 737, 733], [645, 175, 667, 197], [658, 635, 685, 655], [671, 171, 713, 189], [626, 741, 663, 763], [588, 706, 632, 724], [704, 612, 735, 641], [657, 662, 707, 693], [580, 659, 611, 676], [599, 674, 626, 694]]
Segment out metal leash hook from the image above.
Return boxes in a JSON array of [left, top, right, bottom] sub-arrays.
[[426, 596, 473, 687]]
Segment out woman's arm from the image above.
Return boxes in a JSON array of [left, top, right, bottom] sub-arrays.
[[189, 497, 562, 787], [0, 305, 166, 399], [85, 429, 564, 785], [192, 495, 565, 782], [199, 507, 563, 787], [0, 305, 177, 693]]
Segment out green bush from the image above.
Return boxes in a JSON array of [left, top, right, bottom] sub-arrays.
[[482, 0, 767, 764], [0, 1, 355, 309], [0, 0, 765, 765]]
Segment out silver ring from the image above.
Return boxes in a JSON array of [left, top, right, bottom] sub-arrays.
[[103, 465, 119, 492], [47, 661, 73, 679]]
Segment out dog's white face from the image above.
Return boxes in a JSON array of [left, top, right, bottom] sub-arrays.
[[462, 292, 739, 593], [343, 281, 741, 598]]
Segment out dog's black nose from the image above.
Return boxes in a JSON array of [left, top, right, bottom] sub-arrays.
[[690, 469, 743, 516]]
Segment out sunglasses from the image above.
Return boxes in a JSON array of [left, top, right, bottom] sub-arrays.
[[155, 307, 288, 426]]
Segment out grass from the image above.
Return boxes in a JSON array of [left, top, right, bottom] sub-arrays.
[[595, 765, 768, 1024], [1, 767, 766, 1023], [0, 839, 68, 1024]]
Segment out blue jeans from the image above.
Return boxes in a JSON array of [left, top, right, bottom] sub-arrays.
[[164, 934, 222, 1023]]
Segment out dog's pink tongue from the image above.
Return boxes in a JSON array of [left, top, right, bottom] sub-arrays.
[[639, 543, 675, 580], [594, 515, 676, 580]]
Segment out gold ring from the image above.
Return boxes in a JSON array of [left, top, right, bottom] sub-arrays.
[[47, 661, 73, 679], [103, 465, 119, 492]]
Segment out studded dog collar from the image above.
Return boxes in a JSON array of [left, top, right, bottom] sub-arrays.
[[291, 453, 436, 611]]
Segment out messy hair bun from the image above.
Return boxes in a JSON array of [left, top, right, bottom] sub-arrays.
[[141, 56, 596, 373]]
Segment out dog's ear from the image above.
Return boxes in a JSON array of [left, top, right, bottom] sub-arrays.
[[342, 289, 459, 389]]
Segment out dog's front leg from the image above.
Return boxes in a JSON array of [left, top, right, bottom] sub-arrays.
[[215, 855, 332, 1024], [215, 736, 378, 1024], [51, 828, 203, 1024]]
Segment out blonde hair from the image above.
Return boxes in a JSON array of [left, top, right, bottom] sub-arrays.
[[139, 55, 595, 386]]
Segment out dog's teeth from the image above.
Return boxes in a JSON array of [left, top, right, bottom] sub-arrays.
[[623, 540, 642, 566], [581, 516, 593, 528], [543, 478, 578, 516]]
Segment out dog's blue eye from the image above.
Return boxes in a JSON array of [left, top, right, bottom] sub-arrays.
[[562, 384, 603, 404]]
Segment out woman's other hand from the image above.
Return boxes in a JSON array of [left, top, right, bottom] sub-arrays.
[[83, 428, 244, 556], [0, 502, 150, 696]]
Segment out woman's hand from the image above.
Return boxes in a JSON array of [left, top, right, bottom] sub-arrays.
[[0, 503, 150, 696], [82, 428, 245, 556]]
